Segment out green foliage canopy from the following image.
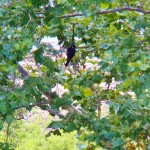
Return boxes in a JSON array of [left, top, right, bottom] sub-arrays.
[[0, 0, 150, 149]]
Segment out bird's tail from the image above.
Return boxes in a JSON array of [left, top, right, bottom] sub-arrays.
[[65, 58, 70, 66]]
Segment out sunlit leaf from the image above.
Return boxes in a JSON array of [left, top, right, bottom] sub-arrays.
[[83, 87, 93, 97]]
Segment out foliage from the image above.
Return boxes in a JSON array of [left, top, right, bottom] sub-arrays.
[[0, 0, 150, 149], [0, 107, 80, 150]]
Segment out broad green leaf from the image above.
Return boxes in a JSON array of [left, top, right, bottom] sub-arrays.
[[139, 64, 149, 71], [0, 95, 6, 100], [0, 101, 7, 114], [43, 57, 54, 72], [111, 138, 125, 148], [121, 78, 134, 89], [5, 115, 14, 125], [74, 91, 81, 97], [79, 133, 86, 141], [92, 74, 102, 83], [146, 102, 150, 110], [134, 22, 149, 30], [0, 8, 5, 17]]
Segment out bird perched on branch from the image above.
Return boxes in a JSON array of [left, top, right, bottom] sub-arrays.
[[65, 44, 76, 66], [65, 23, 76, 66]]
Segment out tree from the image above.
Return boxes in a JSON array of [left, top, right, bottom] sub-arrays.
[[0, 0, 149, 149]]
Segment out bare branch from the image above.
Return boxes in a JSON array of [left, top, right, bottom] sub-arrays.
[[18, 63, 30, 77], [96, 7, 150, 14], [58, 13, 83, 18], [25, 14, 33, 28], [97, 100, 102, 118], [58, 7, 150, 18]]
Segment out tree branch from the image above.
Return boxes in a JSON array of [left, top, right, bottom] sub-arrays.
[[58, 13, 83, 18], [96, 7, 150, 14], [18, 63, 30, 77], [58, 7, 150, 18], [14, 101, 60, 116]]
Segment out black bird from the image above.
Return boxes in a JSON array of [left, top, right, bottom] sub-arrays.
[[65, 44, 76, 66]]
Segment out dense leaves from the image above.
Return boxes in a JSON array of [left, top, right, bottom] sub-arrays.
[[0, 0, 150, 149]]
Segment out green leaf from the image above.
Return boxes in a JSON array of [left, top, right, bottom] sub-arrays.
[[0, 8, 5, 17], [0, 101, 7, 114], [88, 134, 96, 142], [147, 102, 150, 110], [111, 138, 125, 148], [0, 95, 6, 100], [0, 120, 3, 130], [43, 57, 54, 72], [83, 87, 93, 97], [100, 3, 110, 9], [79, 133, 86, 141], [134, 22, 149, 30], [92, 74, 102, 83], [74, 91, 81, 97], [34, 47, 44, 63], [0, 0, 149, 147], [5, 115, 14, 125], [139, 64, 149, 71], [48, 121, 64, 129], [57, 0, 66, 4], [121, 78, 134, 89]]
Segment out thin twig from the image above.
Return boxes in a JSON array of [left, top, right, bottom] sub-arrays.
[[90, 86, 101, 118], [25, 14, 33, 28], [5, 124, 10, 143], [58, 13, 83, 18], [97, 100, 101, 118]]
